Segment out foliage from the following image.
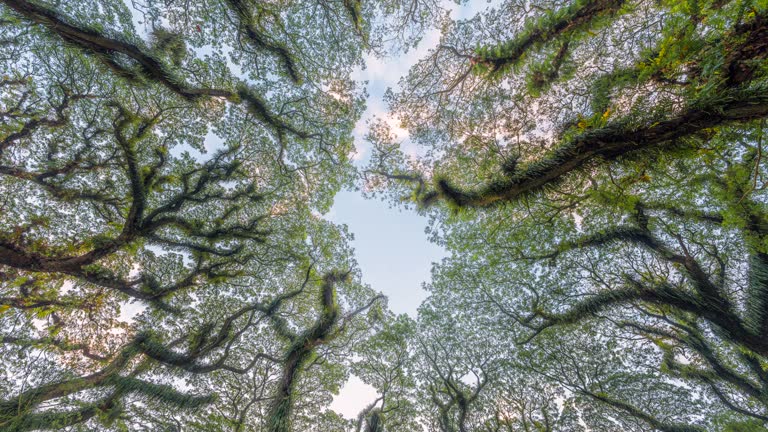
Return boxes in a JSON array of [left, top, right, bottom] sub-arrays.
[[363, 0, 768, 430], [4, 0, 768, 430], [0, 0, 395, 430]]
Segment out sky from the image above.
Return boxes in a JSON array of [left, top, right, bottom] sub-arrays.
[[326, 190, 445, 317], [122, 0, 487, 419], [327, 1, 493, 418], [328, 0, 491, 317]]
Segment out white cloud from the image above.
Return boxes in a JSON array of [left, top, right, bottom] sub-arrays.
[[350, 146, 367, 161], [329, 375, 379, 419]]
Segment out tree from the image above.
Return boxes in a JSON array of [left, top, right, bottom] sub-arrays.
[[351, 314, 421, 432], [369, 0, 768, 209], [0, 0, 392, 430], [5, 0, 768, 430], [365, 0, 768, 429]]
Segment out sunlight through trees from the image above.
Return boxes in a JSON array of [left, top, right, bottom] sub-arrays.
[[1, 0, 768, 430]]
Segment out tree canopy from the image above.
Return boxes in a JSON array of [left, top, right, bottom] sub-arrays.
[[2, 0, 768, 431]]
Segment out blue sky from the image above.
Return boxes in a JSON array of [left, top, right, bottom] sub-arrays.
[[124, 0, 486, 418], [328, 1, 493, 417], [326, 29, 449, 317], [327, 190, 445, 316], [328, 0, 488, 317]]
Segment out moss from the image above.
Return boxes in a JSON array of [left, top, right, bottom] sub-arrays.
[[473, 0, 628, 79], [745, 252, 768, 336], [266, 271, 347, 432]]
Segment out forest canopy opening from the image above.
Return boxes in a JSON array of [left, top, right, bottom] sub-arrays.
[[1, 0, 768, 431]]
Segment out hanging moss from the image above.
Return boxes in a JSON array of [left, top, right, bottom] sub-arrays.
[[473, 0, 628, 79], [423, 86, 768, 209], [150, 28, 187, 67], [221, 0, 302, 83], [265, 271, 348, 432], [745, 252, 768, 336], [365, 409, 383, 432], [106, 376, 216, 408]]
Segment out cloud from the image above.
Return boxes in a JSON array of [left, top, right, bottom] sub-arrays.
[[350, 146, 367, 161], [329, 375, 379, 419]]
